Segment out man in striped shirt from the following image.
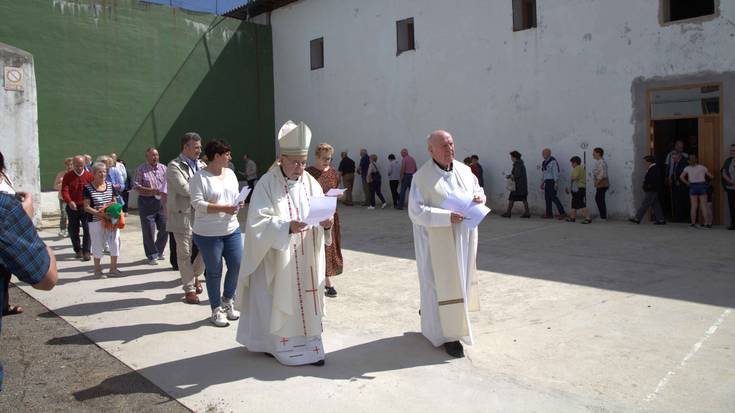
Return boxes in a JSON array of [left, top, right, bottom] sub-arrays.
[[134, 148, 168, 265]]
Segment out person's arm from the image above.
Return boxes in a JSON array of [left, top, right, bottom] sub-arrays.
[[705, 167, 714, 180], [408, 183, 459, 227], [679, 169, 689, 186], [61, 173, 76, 208], [399, 159, 405, 180], [134, 168, 158, 196]]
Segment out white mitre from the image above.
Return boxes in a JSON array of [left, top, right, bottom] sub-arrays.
[[278, 120, 312, 156]]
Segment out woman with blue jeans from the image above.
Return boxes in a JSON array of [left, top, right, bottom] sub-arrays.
[[190, 139, 244, 327], [680, 154, 714, 229]]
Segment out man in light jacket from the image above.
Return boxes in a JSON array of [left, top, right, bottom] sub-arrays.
[[167, 133, 207, 304]]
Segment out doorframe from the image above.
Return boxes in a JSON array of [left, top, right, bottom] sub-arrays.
[[646, 82, 724, 223]]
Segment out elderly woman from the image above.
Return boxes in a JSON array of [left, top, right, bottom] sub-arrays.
[[83, 161, 123, 278], [306, 143, 344, 298], [366, 154, 387, 209], [97, 155, 124, 206], [191, 139, 243, 327], [501, 151, 530, 218]]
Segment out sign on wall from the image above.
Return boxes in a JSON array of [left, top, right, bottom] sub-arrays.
[[4, 67, 23, 91]]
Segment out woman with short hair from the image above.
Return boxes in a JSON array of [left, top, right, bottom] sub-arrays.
[[680, 154, 714, 228], [501, 151, 530, 218], [306, 143, 344, 297], [366, 154, 387, 210], [592, 147, 609, 220], [191, 139, 243, 327], [83, 162, 123, 277]]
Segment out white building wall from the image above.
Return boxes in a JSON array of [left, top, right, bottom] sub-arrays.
[[268, 0, 735, 216], [1, 42, 41, 225]]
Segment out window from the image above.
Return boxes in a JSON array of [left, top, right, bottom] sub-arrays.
[[396, 18, 415, 55], [310, 37, 324, 70], [662, 0, 715, 23], [512, 0, 536, 31]]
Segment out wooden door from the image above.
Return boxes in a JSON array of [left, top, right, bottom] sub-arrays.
[[698, 117, 722, 223]]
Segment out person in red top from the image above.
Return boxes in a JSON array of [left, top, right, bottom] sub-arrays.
[[397, 148, 417, 209], [61, 155, 94, 261]]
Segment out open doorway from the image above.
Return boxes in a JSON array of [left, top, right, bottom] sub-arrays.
[[648, 84, 723, 224], [653, 118, 697, 222]]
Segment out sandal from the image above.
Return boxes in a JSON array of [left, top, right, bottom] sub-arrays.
[[194, 278, 203, 295], [565, 217, 576, 223], [3, 305, 24, 316]]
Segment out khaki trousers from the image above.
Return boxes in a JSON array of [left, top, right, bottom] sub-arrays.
[[173, 232, 204, 293], [342, 173, 355, 205]]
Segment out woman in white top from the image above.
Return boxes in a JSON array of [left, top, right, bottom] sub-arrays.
[[592, 147, 609, 220], [190, 139, 244, 327], [680, 154, 714, 228]]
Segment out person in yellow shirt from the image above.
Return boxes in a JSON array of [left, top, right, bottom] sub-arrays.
[[565, 156, 592, 224]]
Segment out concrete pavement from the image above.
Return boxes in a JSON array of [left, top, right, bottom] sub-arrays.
[[7, 207, 735, 412]]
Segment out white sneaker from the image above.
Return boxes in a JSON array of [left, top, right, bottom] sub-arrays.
[[148, 258, 159, 265], [221, 297, 240, 321], [157, 253, 165, 261], [211, 307, 230, 327], [381, 203, 387, 209], [367, 206, 375, 210], [58, 230, 66, 237]]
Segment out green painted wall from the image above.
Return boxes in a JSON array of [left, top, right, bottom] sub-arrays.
[[0, 0, 275, 188]]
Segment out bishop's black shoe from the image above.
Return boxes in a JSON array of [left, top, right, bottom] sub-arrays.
[[443, 341, 464, 358]]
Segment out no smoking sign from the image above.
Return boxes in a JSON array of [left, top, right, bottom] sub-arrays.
[[4, 67, 23, 91]]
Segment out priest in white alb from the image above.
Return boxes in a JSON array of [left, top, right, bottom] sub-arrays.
[[408, 130, 484, 358], [235, 121, 333, 366]]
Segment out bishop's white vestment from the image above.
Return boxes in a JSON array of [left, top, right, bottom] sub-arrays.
[[408, 159, 483, 347], [235, 164, 331, 365]]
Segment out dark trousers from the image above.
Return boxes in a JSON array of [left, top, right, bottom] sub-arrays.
[[397, 173, 413, 209], [671, 185, 690, 222], [544, 179, 565, 216], [635, 191, 665, 223], [727, 189, 735, 226], [121, 190, 130, 213], [138, 196, 167, 260], [389, 180, 400, 207], [595, 188, 608, 219], [369, 181, 386, 207], [66, 205, 90, 253]]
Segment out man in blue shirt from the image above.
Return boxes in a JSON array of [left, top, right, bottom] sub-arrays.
[[540, 148, 566, 219], [0, 192, 58, 391]]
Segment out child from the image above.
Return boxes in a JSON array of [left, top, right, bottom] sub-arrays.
[[565, 156, 592, 224]]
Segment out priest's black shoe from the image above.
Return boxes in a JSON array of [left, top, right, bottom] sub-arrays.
[[443, 341, 464, 358]]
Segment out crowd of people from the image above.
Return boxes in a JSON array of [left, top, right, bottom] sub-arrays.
[[1, 127, 734, 385]]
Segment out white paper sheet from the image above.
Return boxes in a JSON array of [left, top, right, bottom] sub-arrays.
[[234, 186, 252, 205], [462, 203, 491, 230], [441, 190, 490, 230], [325, 188, 346, 197], [303, 196, 337, 226]]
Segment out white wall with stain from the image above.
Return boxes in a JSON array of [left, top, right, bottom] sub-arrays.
[[267, 0, 735, 216]]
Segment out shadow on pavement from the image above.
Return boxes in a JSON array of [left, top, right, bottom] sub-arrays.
[[73, 332, 451, 401], [47, 319, 209, 345], [53, 293, 183, 317], [96, 279, 182, 293]]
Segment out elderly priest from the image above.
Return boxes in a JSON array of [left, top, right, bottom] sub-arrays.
[[408, 130, 485, 358], [236, 121, 333, 366]]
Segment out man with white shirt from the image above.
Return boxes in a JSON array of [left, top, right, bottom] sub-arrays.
[[409, 130, 485, 358]]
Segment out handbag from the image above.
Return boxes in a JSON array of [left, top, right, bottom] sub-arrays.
[[506, 177, 516, 192], [596, 177, 610, 189]]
